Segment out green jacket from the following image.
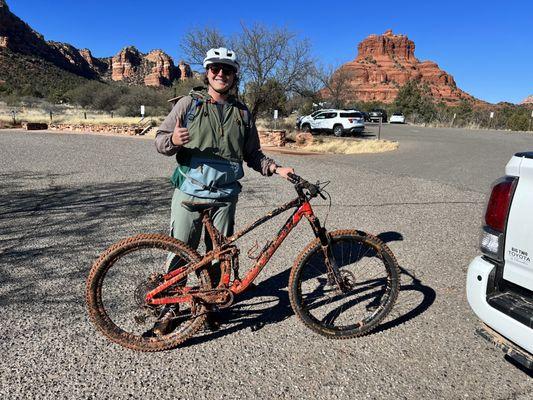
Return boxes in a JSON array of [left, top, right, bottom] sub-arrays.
[[155, 87, 275, 198]]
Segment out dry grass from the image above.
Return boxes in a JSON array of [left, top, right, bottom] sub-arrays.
[[0, 103, 165, 126], [0, 114, 162, 126], [301, 138, 399, 154]]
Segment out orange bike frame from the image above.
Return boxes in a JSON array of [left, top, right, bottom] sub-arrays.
[[145, 196, 326, 306]]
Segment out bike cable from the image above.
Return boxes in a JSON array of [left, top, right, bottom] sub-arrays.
[[317, 181, 332, 228]]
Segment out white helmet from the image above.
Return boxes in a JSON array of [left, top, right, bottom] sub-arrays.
[[203, 47, 239, 73]]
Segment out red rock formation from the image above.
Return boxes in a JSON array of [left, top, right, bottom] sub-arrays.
[[521, 95, 533, 105], [178, 60, 192, 81], [144, 50, 174, 86], [326, 30, 477, 104], [112, 47, 142, 81]]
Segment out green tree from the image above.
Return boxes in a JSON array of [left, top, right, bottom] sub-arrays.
[[394, 80, 436, 123], [244, 78, 287, 117], [181, 23, 313, 120]]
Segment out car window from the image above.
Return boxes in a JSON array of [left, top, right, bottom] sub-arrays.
[[324, 112, 337, 119], [314, 113, 326, 119], [340, 112, 362, 118]]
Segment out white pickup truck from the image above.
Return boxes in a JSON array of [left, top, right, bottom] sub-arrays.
[[467, 152, 533, 370]]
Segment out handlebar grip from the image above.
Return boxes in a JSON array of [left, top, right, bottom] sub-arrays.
[[287, 172, 301, 184]]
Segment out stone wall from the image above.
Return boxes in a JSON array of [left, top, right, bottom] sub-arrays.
[[258, 130, 286, 147], [49, 123, 139, 135]]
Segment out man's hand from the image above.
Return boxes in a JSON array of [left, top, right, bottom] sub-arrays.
[[273, 166, 295, 179], [171, 120, 190, 146]]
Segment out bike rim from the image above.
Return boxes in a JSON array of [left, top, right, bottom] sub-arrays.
[[93, 244, 207, 341], [295, 236, 394, 334]]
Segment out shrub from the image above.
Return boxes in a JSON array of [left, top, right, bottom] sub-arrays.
[[506, 111, 530, 131], [394, 81, 436, 123]]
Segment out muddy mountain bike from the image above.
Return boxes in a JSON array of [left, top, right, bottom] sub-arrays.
[[86, 173, 400, 351]]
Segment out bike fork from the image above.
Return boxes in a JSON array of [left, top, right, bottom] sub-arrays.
[[309, 216, 348, 292]]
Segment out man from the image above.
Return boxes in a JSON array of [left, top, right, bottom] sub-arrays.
[[154, 47, 294, 335]]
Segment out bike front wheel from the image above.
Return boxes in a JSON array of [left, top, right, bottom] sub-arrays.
[[86, 234, 211, 351], [289, 230, 400, 338]]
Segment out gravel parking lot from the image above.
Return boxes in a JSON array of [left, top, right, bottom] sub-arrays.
[[1, 125, 532, 399]]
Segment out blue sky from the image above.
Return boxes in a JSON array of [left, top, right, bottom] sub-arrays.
[[9, 0, 533, 104]]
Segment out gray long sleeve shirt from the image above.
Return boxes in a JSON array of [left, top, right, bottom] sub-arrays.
[[155, 95, 277, 176]]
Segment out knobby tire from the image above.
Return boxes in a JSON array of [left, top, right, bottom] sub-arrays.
[[289, 230, 400, 338], [86, 234, 211, 352]]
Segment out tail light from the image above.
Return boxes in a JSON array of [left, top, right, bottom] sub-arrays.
[[480, 176, 518, 261]]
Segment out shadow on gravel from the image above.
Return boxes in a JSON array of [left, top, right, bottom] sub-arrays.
[[183, 230, 437, 347], [0, 171, 172, 307], [0, 171, 436, 347]]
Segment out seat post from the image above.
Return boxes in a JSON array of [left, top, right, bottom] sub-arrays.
[[202, 210, 223, 247]]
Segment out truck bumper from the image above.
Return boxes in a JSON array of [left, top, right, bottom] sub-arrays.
[[467, 256, 533, 356]]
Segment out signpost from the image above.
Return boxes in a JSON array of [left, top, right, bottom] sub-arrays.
[[489, 111, 494, 129], [273, 109, 278, 130], [141, 105, 145, 118]]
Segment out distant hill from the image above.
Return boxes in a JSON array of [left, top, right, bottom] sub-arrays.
[[0, 0, 193, 99], [0, 48, 91, 99]]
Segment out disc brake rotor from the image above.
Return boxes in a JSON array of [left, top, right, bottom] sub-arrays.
[[133, 273, 163, 314]]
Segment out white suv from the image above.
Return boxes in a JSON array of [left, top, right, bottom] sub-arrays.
[[299, 110, 365, 137]]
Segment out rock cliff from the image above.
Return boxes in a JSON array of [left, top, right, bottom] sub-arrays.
[[0, 0, 192, 87], [330, 30, 476, 104]]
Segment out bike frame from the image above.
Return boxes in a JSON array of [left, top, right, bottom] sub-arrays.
[[146, 193, 330, 306]]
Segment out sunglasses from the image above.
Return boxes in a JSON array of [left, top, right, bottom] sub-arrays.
[[208, 64, 236, 75]]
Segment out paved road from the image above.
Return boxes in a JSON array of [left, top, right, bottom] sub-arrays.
[[1, 126, 532, 399]]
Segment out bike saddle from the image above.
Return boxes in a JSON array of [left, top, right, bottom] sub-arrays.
[[180, 201, 226, 213]]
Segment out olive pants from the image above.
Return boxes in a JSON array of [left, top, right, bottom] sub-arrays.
[[167, 189, 238, 286]]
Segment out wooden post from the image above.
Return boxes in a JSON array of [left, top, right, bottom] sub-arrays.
[[84, 112, 87, 120], [378, 116, 382, 140], [49, 111, 53, 122], [12, 110, 16, 125]]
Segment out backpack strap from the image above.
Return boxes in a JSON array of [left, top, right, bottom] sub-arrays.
[[183, 96, 203, 128]]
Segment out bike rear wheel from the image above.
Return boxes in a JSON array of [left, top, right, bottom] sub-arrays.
[[86, 234, 211, 351], [289, 230, 400, 338]]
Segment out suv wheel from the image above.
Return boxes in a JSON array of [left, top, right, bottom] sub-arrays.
[[302, 124, 311, 133], [333, 124, 344, 137]]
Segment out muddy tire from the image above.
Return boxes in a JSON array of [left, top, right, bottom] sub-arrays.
[[289, 230, 400, 339], [86, 234, 210, 352]]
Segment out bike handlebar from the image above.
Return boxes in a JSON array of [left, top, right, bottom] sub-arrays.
[[287, 173, 326, 200]]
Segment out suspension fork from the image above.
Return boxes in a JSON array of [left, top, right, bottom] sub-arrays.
[[305, 208, 347, 292]]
